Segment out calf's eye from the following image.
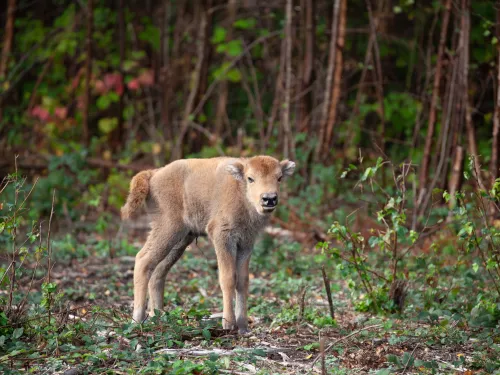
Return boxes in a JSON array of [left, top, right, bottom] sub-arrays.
[[247, 177, 255, 183], [278, 176, 283, 182]]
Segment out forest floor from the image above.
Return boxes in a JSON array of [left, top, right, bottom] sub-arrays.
[[6, 215, 493, 375]]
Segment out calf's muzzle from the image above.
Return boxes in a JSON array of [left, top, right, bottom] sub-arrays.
[[261, 192, 278, 208]]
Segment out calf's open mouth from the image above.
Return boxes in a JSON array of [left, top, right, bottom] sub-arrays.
[[262, 206, 276, 213]]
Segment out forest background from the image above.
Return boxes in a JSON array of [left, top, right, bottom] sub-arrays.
[[1, 0, 500, 374]]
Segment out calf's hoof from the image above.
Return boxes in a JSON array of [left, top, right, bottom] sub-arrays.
[[222, 318, 236, 331], [238, 327, 250, 335]]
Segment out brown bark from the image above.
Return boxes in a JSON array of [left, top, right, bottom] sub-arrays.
[[419, 0, 452, 191], [0, 0, 16, 123], [367, 0, 386, 155], [315, 0, 341, 161], [281, 0, 295, 160], [111, 0, 125, 152], [491, 6, 500, 182], [298, 0, 315, 133], [214, 0, 237, 139], [461, 0, 486, 191], [82, 0, 94, 147], [323, 0, 346, 153], [160, 0, 172, 144]]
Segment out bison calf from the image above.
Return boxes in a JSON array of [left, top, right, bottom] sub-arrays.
[[121, 156, 295, 333]]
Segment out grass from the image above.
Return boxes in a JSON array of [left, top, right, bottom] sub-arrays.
[[1, 160, 500, 374]]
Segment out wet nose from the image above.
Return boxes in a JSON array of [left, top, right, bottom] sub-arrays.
[[261, 193, 278, 207]]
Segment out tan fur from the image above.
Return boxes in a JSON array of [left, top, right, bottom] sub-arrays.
[[122, 156, 295, 333], [121, 169, 156, 220]]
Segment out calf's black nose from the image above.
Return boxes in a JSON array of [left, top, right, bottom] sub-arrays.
[[261, 193, 278, 207]]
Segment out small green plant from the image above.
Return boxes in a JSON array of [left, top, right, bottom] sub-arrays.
[[322, 158, 418, 314]]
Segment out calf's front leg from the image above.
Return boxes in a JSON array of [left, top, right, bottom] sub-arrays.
[[235, 256, 250, 334], [215, 247, 237, 330]]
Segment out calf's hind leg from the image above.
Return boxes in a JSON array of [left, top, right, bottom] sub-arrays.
[[133, 221, 187, 323], [148, 234, 195, 315]]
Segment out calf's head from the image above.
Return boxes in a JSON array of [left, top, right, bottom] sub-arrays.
[[226, 156, 295, 215]]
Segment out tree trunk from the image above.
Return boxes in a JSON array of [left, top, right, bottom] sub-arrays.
[[82, 0, 94, 147], [461, 0, 486, 191], [172, 2, 208, 160], [491, 5, 500, 182], [315, 0, 340, 162], [111, 0, 125, 152], [214, 0, 237, 139], [323, 0, 346, 154], [160, 0, 172, 146], [419, 0, 452, 193], [0, 0, 16, 123], [368, 0, 386, 156], [281, 0, 295, 160], [298, 0, 315, 133]]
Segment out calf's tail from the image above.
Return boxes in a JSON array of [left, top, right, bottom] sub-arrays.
[[121, 169, 156, 220]]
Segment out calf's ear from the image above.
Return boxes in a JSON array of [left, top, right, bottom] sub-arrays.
[[280, 160, 296, 177], [226, 162, 245, 181]]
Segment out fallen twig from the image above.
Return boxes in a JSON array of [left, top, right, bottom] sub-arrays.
[[311, 324, 384, 368]]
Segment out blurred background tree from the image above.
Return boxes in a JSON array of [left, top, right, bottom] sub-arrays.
[[0, 0, 498, 219]]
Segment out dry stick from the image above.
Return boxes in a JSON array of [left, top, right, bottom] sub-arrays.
[[298, 286, 308, 321], [319, 333, 326, 375], [16, 223, 44, 315], [311, 324, 383, 368], [7, 156, 18, 314], [46, 189, 56, 326], [419, 0, 452, 193], [315, 0, 340, 162], [401, 344, 420, 374], [321, 266, 335, 320]]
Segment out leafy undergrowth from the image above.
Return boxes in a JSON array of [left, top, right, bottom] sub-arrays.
[[2, 159, 500, 374], [1, 224, 499, 374]]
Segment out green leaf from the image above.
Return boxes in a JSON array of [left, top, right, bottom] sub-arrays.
[[233, 18, 256, 30], [226, 68, 242, 82], [96, 95, 111, 110], [202, 329, 211, 340], [138, 24, 160, 51], [98, 117, 118, 134], [211, 26, 227, 44], [225, 40, 243, 57], [12, 327, 23, 340]]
